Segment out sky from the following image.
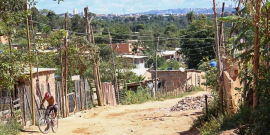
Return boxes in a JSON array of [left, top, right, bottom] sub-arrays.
[[35, 0, 236, 14]]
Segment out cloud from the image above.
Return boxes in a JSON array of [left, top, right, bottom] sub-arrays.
[[35, 0, 234, 14], [77, 0, 85, 5]]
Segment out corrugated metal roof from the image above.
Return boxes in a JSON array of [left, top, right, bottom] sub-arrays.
[[119, 55, 148, 59], [23, 67, 57, 74]]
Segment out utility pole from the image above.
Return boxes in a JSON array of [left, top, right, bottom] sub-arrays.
[[64, 13, 69, 116], [108, 29, 119, 103], [253, 0, 262, 108], [154, 37, 159, 99], [60, 14, 66, 118], [24, 2, 35, 125], [84, 7, 104, 106], [213, 0, 223, 112]]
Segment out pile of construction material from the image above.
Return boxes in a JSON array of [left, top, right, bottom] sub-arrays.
[[170, 94, 213, 112]]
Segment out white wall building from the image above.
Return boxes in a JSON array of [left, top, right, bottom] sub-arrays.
[[73, 8, 78, 15]]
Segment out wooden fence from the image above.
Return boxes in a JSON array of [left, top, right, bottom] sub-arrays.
[[0, 78, 120, 126], [102, 82, 117, 106]]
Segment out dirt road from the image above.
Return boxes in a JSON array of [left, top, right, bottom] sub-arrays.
[[20, 91, 207, 135]]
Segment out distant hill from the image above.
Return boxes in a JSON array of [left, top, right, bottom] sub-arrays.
[[139, 7, 234, 15]]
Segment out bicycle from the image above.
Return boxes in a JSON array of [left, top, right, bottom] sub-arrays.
[[38, 106, 58, 134]]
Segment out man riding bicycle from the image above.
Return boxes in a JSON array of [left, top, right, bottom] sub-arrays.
[[40, 92, 58, 126]]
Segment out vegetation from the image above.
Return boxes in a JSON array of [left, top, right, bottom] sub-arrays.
[[0, 121, 22, 135], [121, 86, 152, 105], [189, 0, 270, 134], [121, 85, 205, 105], [156, 86, 205, 101], [5, 0, 270, 134]]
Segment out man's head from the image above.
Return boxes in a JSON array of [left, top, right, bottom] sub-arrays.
[[45, 92, 51, 99]]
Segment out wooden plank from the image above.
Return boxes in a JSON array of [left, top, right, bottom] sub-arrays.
[[84, 79, 88, 110], [2, 110, 9, 114], [13, 104, 20, 109], [79, 80, 83, 110], [36, 80, 43, 100], [24, 86, 32, 118], [22, 85, 26, 125], [13, 98, 20, 103], [28, 79, 41, 117]]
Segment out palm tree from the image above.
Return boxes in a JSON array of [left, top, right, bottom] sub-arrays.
[[186, 11, 196, 23]]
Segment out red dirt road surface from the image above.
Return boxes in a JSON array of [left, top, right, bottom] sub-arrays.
[[20, 91, 207, 135]]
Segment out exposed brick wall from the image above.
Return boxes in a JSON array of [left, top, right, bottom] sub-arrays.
[[151, 70, 206, 93], [23, 71, 56, 107], [112, 43, 133, 55]]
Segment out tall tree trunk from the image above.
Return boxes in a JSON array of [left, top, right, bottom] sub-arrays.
[[230, 0, 242, 57], [253, 0, 262, 108], [84, 7, 104, 106], [108, 29, 119, 103], [64, 13, 69, 116], [24, 2, 35, 125], [266, 1, 270, 67], [213, 0, 223, 112], [60, 46, 65, 117]]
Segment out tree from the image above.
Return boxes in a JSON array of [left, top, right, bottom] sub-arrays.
[[164, 24, 180, 48], [180, 19, 215, 69], [110, 24, 132, 41], [0, 0, 29, 92], [71, 14, 85, 33], [186, 11, 196, 23], [136, 24, 145, 32]]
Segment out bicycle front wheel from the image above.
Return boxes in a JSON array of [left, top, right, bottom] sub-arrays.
[[38, 116, 50, 134], [52, 117, 58, 133]]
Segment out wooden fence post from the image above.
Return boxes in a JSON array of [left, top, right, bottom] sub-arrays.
[[79, 80, 83, 110], [84, 79, 88, 110], [205, 95, 208, 115], [74, 81, 77, 112]]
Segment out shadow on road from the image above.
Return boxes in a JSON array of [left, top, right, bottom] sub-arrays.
[[20, 129, 40, 134], [177, 128, 200, 135]]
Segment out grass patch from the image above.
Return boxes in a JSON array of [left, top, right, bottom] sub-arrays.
[[0, 119, 22, 135], [121, 86, 153, 105], [156, 86, 205, 101], [121, 85, 205, 105]]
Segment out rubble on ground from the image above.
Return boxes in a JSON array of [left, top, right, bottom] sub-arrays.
[[170, 94, 213, 112]]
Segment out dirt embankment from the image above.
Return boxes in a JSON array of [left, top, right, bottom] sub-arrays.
[[20, 91, 208, 135]]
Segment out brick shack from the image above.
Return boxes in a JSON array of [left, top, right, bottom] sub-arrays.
[[150, 69, 206, 93], [112, 43, 134, 55], [21, 68, 57, 103]]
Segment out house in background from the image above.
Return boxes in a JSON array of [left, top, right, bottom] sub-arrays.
[[112, 43, 134, 55], [120, 55, 148, 69], [150, 69, 206, 93], [118, 55, 149, 76], [158, 48, 182, 61]]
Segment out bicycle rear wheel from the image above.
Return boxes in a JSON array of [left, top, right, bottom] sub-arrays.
[[38, 116, 50, 134], [52, 117, 58, 133]]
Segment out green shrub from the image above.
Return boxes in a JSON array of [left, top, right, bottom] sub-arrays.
[[121, 86, 152, 105], [0, 118, 22, 135], [192, 92, 254, 135], [192, 92, 220, 129]]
